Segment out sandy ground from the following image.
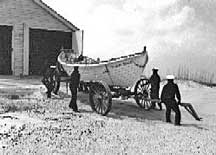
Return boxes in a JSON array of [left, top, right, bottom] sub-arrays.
[[0, 76, 216, 154]]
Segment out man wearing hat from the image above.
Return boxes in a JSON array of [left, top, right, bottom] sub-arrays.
[[149, 67, 162, 110], [161, 75, 181, 126], [69, 66, 81, 112], [41, 58, 54, 98]]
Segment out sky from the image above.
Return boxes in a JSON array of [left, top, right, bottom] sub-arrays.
[[43, 0, 216, 81]]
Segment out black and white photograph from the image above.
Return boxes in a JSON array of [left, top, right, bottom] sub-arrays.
[[0, 0, 216, 154]]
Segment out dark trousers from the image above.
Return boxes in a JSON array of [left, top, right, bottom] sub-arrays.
[[69, 87, 78, 111], [164, 99, 181, 125], [151, 100, 162, 109], [42, 77, 54, 98], [41, 67, 54, 98], [150, 89, 162, 109]]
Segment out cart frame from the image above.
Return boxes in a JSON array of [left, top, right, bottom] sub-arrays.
[[48, 64, 158, 116]]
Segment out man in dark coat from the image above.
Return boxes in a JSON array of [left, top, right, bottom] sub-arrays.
[[161, 75, 181, 126], [149, 67, 162, 110], [41, 58, 54, 98], [69, 66, 81, 112]]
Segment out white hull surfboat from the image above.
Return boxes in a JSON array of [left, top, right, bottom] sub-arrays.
[[57, 49, 149, 88]]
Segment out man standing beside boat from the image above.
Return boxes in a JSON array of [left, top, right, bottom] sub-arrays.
[[69, 66, 81, 112], [161, 75, 181, 126], [149, 67, 162, 110]]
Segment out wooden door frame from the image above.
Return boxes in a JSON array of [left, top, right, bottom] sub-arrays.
[[29, 28, 72, 75], [23, 23, 29, 75]]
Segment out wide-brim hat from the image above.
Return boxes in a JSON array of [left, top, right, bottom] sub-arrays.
[[152, 67, 159, 71], [166, 75, 175, 80]]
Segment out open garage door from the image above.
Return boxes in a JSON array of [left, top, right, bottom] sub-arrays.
[[29, 28, 72, 75], [0, 25, 12, 75]]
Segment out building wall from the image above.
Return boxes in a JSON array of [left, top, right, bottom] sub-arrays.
[[0, 0, 73, 75], [0, 0, 71, 31]]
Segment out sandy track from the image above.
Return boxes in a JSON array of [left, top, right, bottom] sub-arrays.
[[0, 76, 216, 154]]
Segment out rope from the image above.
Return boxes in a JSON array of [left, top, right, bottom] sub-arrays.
[[132, 61, 146, 68], [132, 54, 149, 68]]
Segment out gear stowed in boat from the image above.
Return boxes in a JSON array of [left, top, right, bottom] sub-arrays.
[[58, 48, 149, 87]]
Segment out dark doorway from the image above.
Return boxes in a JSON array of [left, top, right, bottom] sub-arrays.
[[29, 28, 72, 75], [0, 25, 12, 75]]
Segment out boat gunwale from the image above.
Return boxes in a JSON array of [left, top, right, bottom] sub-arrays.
[[58, 51, 148, 67]]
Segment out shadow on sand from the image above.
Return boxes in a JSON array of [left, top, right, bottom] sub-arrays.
[[181, 123, 208, 130], [109, 99, 165, 121], [74, 92, 207, 130], [77, 93, 166, 122]]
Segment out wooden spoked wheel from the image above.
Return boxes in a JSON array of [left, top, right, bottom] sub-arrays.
[[134, 79, 152, 110], [89, 81, 112, 116]]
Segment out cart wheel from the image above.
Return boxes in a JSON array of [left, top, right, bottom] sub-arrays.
[[89, 81, 112, 116], [52, 71, 60, 94], [134, 79, 152, 110]]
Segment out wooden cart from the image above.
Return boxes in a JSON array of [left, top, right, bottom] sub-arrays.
[[50, 47, 160, 116]]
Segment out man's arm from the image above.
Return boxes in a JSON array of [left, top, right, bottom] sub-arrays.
[[175, 84, 181, 104], [160, 87, 165, 102], [78, 74, 81, 84], [158, 76, 161, 88], [149, 75, 153, 83]]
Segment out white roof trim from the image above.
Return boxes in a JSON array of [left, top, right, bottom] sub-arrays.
[[33, 0, 80, 31]]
